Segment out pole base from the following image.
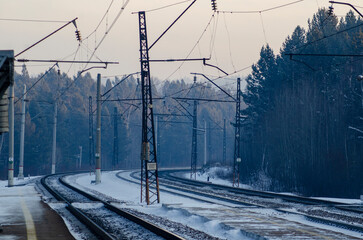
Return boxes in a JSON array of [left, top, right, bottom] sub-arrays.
[[51, 164, 55, 174], [8, 170, 14, 187], [95, 168, 101, 184]]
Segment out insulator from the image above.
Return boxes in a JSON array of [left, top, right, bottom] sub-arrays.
[[211, 0, 217, 11], [75, 30, 82, 42], [328, 5, 334, 16]]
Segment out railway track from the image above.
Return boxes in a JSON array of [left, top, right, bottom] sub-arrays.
[[41, 173, 184, 240], [116, 170, 363, 239]]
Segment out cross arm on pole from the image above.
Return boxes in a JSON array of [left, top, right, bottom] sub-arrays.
[[191, 72, 236, 102]]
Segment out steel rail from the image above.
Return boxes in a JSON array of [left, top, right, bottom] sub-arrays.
[[121, 170, 363, 234], [159, 170, 350, 206], [52, 173, 185, 240], [41, 174, 116, 240], [156, 170, 363, 233]]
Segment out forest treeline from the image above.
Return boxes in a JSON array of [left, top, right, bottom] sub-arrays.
[[0, 66, 236, 179], [241, 9, 363, 197], [0, 8, 361, 198]]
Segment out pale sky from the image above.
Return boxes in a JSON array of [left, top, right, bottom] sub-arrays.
[[0, 0, 361, 83]]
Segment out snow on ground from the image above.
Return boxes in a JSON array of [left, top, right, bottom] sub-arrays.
[[0, 176, 40, 187], [311, 197, 362, 204], [181, 166, 363, 205], [70, 171, 248, 240], [180, 166, 252, 189]]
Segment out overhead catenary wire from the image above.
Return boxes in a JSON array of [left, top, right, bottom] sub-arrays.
[[293, 22, 363, 52], [0, 18, 68, 23], [259, 12, 268, 44], [148, 0, 197, 51], [83, 0, 115, 41], [86, 0, 130, 65], [222, 12, 236, 72], [15, 18, 78, 58], [164, 13, 216, 80], [15, 63, 58, 104], [101, 72, 139, 97], [144, 0, 193, 13], [218, 0, 305, 14], [55, 1, 130, 102]]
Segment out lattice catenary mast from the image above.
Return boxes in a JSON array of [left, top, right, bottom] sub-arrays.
[[190, 77, 198, 179], [138, 11, 160, 205], [233, 78, 241, 187]]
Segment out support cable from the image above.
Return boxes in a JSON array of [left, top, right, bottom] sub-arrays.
[[164, 13, 215, 80], [191, 72, 236, 101], [101, 72, 139, 97], [84, 0, 115, 41], [222, 12, 236, 72], [15, 18, 78, 58], [148, 0, 197, 50], [144, 0, 192, 13], [15, 63, 58, 104], [259, 12, 268, 44], [293, 22, 363, 52], [0, 18, 67, 23], [219, 0, 304, 14]]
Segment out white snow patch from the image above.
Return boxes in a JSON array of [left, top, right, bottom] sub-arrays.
[[180, 167, 252, 189], [71, 171, 248, 240], [311, 197, 362, 204], [71, 202, 104, 209]]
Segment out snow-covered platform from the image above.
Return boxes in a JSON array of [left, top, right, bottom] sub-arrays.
[[0, 179, 74, 240]]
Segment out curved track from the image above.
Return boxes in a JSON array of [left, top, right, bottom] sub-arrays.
[[160, 170, 361, 208], [41, 173, 184, 240], [116, 170, 363, 239]]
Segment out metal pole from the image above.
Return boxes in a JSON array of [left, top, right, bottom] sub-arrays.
[[79, 146, 82, 168], [233, 78, 241, 187], [8, 84, 14, 186], [18, 85, 26, 179], [113, 107, 118, 169], [89, 96, 95, 169], [204, 120, 207, 166], [223, 118, 226, 165], [190, 76, 198, 179], [208, 121, 211, 163], [51, 101, 57, 174], [155, 115, 158, 154], [138, 11, 160, 204], [95, 73, 101, 184]]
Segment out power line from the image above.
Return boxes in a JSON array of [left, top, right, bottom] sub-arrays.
[[144, 0, 192, 13], [101, 72, 139, 97], [173, 97, 235, 103], [0, 18, 68, 23], [15, 18, 78, 58], [286, 53, 363, 57], [84, 0, 115, 41], [86, 0, 131, 67], [148, 0, 197, 50], [222, 12, 236, 72], [56, 1, 131, 102], [294, 22, 363, 52], [16, 59, 118, 64], [15, 63, 58, 104], [219, 0, 304, 14], [164, 13, 216, 80], [259, 12, 268, 44]]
